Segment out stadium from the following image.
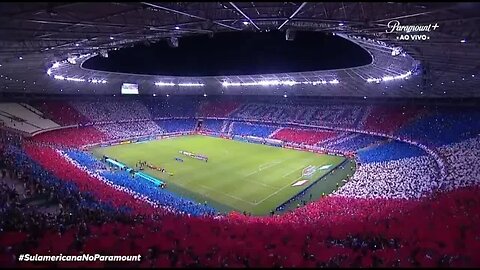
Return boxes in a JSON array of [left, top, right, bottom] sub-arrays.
[[0, 1, 479, 267]]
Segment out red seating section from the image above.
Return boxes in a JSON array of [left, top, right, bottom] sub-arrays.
[[198, 100, 241, 117], [32, 127, 108, 148], [6, 187, 479, 267], [272, 128, 339, 145], [31, 101, 90, 126], [364, 105, 425, 134]]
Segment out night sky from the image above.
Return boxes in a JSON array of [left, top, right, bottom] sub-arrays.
[[83, 30, 372, 76]]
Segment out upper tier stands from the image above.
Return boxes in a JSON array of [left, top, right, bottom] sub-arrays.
[[0, 103, 60, 134], [397, 107, 480, 146], [197, 100, 241, 117], [363, 105, 425, 134], [70, 100, 152, 123], [143, 99, 200, 118], [231, 103, 368, 128], [30, 101, 90, 126]]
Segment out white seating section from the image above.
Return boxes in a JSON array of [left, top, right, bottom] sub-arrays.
[[0, 103, 60, 134]]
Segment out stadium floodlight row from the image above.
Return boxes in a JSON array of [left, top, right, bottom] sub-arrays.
[[38, 34, 420, 97]]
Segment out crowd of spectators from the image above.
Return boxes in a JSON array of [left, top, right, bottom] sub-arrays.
[[357, 141, 426, 163], [335, 155, 439, 199], [437, 136, 480, 190], [30, 101, 90, 126], [231, 122, 278, 138], [143, 99, 200, 118], [363, 105, 425, 134], [231, 103, 368, 129], [21, 143, 157, 214], [155, 119, 196, 133], [326, 134, 385, 153], [197, 100, 241, 118], [272, 128, 339, 145], [70, 100, 152, 123], [397, 107, 480, 146], [32, 126, 108, 148], [1, 99, 479, 267], [95, 121, 164, 141], [201, 120, 225, 133]]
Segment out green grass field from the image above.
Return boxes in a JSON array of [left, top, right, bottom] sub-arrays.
[[91, 135, 353, 215]]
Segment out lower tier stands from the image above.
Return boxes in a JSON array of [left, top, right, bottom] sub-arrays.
[[201, 119, 225, 133], [437, 137, 480, 190], [2, 144, 123, 215], [155, 119, 196, 133], [327, 134, 385, 153], [335, 155, 439, 199], [22, 144, 156, 214], [231, 122, 278, 138], [31, 126, 108, 148], [272, 128, 339, 145], [357, 141, 427, 163]]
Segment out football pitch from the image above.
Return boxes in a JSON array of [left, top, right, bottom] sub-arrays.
[[91, 135, 354, 215]]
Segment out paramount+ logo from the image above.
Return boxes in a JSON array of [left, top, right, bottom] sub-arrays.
[[386, 20, 440, 41]]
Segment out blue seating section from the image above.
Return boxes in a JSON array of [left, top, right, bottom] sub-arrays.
[[330, 134, 383, 152], [63, 149, 107, 171], [397, 109, 480, 146], [357, 141, 426, 163], [64, 150, 217, 216], [156, 119, 196, 133], [202, 120, 224, 133], [231, 122, 277, 138]]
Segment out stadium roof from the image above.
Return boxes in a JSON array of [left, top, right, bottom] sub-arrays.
[[0, 2, 479, 98]]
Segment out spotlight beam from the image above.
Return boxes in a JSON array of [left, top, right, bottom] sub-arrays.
[[278, 2, 308, 30], [229, 2, 261, 30], [142, 2, 242, 31]]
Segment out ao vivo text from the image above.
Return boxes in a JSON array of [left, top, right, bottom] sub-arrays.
[[397, 34, 430, 41]]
